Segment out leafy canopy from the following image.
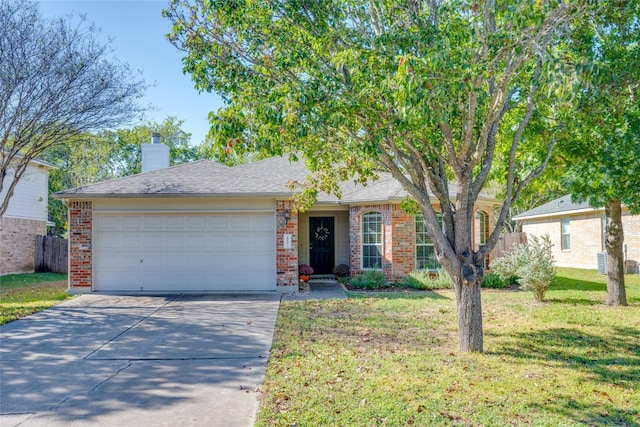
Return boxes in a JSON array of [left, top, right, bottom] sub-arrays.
[[166, 0, 587, 352], [562, 0, 640, 213], [166, 0, 584, 270]]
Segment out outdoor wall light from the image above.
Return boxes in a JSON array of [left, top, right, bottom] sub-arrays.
[[284, 210, 291, 225]]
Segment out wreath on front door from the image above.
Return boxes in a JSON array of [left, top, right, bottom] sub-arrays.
[[314, 224, 330, 241]]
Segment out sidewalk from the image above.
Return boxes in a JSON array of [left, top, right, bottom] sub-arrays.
[[281, 281, 347, 301]]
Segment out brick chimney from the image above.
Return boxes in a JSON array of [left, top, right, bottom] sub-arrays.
[[141, 132, 169, 173]]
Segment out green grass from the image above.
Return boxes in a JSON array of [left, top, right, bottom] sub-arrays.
[[0, 273, 71, 325], [256, 268, 640, 426]]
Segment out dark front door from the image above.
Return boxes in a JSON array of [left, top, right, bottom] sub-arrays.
[[309, 217, 335, 274]]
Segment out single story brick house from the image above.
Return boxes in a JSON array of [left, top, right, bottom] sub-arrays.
[[55, 146, 498, 293], [514, 195, 640, 273], [0, 157, 50, 275]]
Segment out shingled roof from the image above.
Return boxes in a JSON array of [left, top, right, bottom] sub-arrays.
[[54, 155, 493, 203], [513, 195, 594, 220]]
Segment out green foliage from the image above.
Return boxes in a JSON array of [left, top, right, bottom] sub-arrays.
[[560, 0, 640, 214], [481, 272, 509, 289], [165, 0, 590, 352], [348, 270, 388, 290], [491, 235, 556, 301], [400, 269, 454, 290], [164, 0, 586, 251]]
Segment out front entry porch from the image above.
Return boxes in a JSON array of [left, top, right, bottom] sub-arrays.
[[298, 209, 350, 275]]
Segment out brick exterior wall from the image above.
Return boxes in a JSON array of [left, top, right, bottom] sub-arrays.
[[522, 208, 640, 271], [0, 217, 46, 274], [349, 202, 497, 281], [68, 201, 93, 291], [276, 200, 298, 286], [349, 204, 394, 280]]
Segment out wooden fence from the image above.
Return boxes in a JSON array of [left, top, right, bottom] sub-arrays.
[[35, 235, 68, 273], [493, 232, 527, 259]]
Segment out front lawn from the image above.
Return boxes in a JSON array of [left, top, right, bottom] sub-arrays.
[[0, 273, 70, 325], [257, 268, 640, 426]]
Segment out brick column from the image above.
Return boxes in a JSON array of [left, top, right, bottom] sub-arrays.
[[391, 205, 415, 280], [69, 201, 93, 292], [276, 200, 298, 287]]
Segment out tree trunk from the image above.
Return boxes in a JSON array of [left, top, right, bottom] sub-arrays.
[[605, 200, 627, 306], [454, 276, 484, 352]]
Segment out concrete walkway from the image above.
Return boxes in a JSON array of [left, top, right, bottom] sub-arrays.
[[281, 281, 347, 301], [0, 293, 280, 427]]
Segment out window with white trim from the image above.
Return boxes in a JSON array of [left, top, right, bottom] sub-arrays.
[[561, 218, 570, 250], [416, 213, 443, 270], [361, 212, 382, 269]]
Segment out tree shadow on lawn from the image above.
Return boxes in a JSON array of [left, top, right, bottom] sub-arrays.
[[528, 395, 639, 426], [489, 325, 640, 425], [490, 325, 640, 385]]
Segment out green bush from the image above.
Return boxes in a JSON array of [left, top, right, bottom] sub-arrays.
[[349, 270, 388, 290], [504, 275, 520, 286], [491, 234, 556, 301], [481, 273, 509, 289], [400, 269, 454, 290]]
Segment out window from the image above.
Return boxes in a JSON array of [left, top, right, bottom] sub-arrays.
[[475, 211, 490, 268], [475, 211, 489, 245], [361, 212, 382, 269], [416, 213, 443, 270], [561, 218, 570, 250]]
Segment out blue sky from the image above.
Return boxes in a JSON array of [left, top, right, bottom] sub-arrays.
[[39, 0, 224, 145]]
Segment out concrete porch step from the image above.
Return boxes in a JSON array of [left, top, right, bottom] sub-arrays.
[[309, 274, 338, 284]]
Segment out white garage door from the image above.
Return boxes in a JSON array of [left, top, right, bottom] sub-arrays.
[[94, 213, 276, 292]]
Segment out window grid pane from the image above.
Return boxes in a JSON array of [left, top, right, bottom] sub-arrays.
[[416, 214, 443, 270], [561, 218, 570, 250], [361, 212, 382, 268]]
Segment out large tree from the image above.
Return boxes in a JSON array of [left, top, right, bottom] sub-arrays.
[[0, 0, 146, 215], [562, 0, 640, 306], [166, 0, 586, 352]]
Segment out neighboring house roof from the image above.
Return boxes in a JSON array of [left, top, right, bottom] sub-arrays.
[[1, 150, 53, 169], [513, 195, 596, 221], [54, 155, 496, 203]]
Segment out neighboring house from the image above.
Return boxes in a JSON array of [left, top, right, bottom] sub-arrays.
[[514, 195, 640, 272], [54, 144, 498, 293], [0, 158, 50, 275]]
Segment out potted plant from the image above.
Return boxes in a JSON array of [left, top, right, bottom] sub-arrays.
[[298, 264, 314, 282]]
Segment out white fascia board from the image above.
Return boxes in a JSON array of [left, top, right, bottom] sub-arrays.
[[514, 207, 603, 221]]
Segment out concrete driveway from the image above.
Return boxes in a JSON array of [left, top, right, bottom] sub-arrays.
[[0, 293, 280, 427]]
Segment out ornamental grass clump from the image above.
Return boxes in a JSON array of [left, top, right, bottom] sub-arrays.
[[349, 270, 388, 290], [481, 272, 509, 289], [491, 234, 556, 301]]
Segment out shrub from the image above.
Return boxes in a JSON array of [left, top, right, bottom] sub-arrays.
[[481, 273, 509, 289], [400, 269, 454, 290], [332, 264, 350, 277], [504, 275, 520, 287], [491, 234, 556, 301], [349, 270, 388, 290], [298, 264, 314, 275]]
